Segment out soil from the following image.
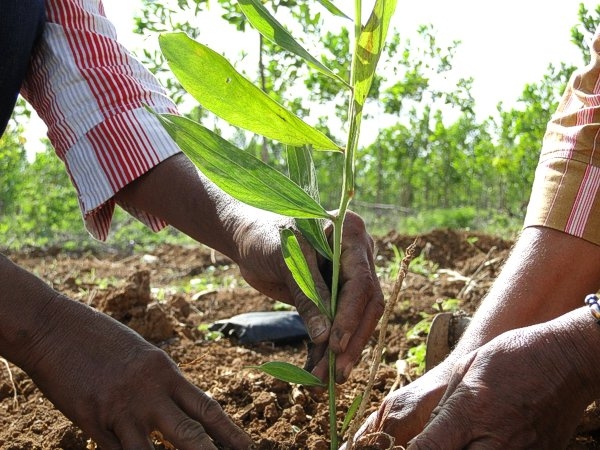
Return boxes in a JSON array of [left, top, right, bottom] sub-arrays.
[[1, 228, 600, 449]]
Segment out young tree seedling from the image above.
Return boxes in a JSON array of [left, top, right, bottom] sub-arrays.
[[152, 1, 397, 448]]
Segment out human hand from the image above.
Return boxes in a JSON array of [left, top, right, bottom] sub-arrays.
[[234, 210, 384, 383], [114, 156, 383, 383], [407, 326, 592, 450], [23, 295, 254, 450], [341, 364, 449, 449]]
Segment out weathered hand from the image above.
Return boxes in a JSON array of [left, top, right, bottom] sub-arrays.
[[341, 364, 449, 449], [234, 210, 384, 383], [407, 325, 592, 450], [114, 157, 383, 383], [24, 295, 254, 450]]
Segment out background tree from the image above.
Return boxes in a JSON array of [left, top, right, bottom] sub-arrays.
[[3, 2, 599, 250]]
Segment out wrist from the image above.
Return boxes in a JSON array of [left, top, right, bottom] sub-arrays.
[[0, 254, 59, 370], [539, 307, 600, 401]]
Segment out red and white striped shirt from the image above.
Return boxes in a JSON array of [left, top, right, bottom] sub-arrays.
[[20, 0, 181, 241], [524, 26, 600, 245]]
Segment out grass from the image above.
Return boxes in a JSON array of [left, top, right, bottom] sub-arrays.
[[354, 206, 523, 241]]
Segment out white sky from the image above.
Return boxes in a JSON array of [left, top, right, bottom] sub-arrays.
[[103, 0, 594, 114], [22, 0, 597, 155], [392, 0, 594, 115]]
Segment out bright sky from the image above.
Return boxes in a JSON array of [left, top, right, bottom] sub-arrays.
[[392, 0, 595, 115], [103, 0, 594, 113], [22, 0, 597, 155]]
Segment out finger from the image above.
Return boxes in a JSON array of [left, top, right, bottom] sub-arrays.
[[407, 413, 476, 450], [329, 273, 379, 353], [154, 404, 216, 450], [329, 220, 383, 355], [426, 351, 477, 425], [331, 258, 383, 382], [407, 354, 479, 450], [170, 382, 254, 450], [307, 344, 329, 383], [304, 341, 327, 375], [406, 400, 473, 450], [285, 244, 333, 345], [113, 423, 154, 450], [333, 285, 383, 383]]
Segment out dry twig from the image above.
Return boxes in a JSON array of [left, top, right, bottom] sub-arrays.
[[456, 246, 497, 299], [345, 238, 419, 449], [1, 357, 18, 409]]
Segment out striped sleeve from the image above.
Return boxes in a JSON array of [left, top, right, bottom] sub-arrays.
[[524, 26, 600, 245], [20, 0, 182, 241]]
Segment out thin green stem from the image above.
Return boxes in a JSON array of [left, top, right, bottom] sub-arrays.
[[328, 348, 338, 449], [328, 3, 364, 449], [328, 214, 342, 450]]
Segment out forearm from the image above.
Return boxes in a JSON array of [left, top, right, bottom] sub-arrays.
[[448, 226, 600, 363], [0, 254, 59, 369], [114, 153, 263, 262]]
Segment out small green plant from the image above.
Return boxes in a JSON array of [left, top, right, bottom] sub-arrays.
[[437, 297, 462, 312], [197, 323, 224, 341], [404, 298, 462, 376], [379, 243, 438, 281], [153, 1, 397, 448], [405, 342, 427, 375]]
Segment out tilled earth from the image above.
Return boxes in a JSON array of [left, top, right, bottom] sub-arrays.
[[1, 229, 600, 449]]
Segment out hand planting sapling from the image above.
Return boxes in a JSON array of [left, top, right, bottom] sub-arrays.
[[152, 1, 397, 448]]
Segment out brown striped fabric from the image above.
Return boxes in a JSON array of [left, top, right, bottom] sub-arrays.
[[524, 26, 600, 245]]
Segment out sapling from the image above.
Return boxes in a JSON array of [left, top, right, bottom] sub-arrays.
[[152, 1, 397, 448]]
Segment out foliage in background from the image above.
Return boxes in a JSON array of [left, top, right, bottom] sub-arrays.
[[1, 3, 599, 251], [0, 129, 192, 252]]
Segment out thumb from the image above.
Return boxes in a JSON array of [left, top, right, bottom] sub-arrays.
[[407, 353, 478, 450]]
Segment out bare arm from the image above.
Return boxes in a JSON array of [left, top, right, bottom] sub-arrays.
[[114, 152, 384, 383], [448, 226, 600, 363], [0, 254, 57, 370], [0, 252, 254, 449], [347, 226, 600, 448]]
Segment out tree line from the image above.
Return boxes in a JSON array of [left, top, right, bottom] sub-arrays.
[[1, 1, 598, 249]]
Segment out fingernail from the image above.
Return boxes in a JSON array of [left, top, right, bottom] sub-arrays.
[[343, 363, 352, 380], [336, 363, 352, 383], [339, 332, 351, 352], [307, 316, 328, 340]]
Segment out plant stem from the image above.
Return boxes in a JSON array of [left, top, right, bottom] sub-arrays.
[[327, 3, 364, 449], [328, 348, 338, 449], [328, 216, 342, 450]]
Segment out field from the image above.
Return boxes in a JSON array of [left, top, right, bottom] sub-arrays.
[[1, 229, 600, 449]]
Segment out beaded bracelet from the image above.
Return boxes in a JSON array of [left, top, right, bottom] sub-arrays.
[[585, 294, 600, 323]]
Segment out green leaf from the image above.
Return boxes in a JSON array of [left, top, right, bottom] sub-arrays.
[[287, 146, 320, 201], [247, 361, 326, 387], [154, 112, 332, 219], [237, 0, 349, 88], [354, 0, 398, 106], [287, 146, 332, 260], [159, 32, 341, 151], [315, 0, 350, 19], [295, 218, 332, 260], [341, 394, 363, 436], [280, 228, 330, 319]]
